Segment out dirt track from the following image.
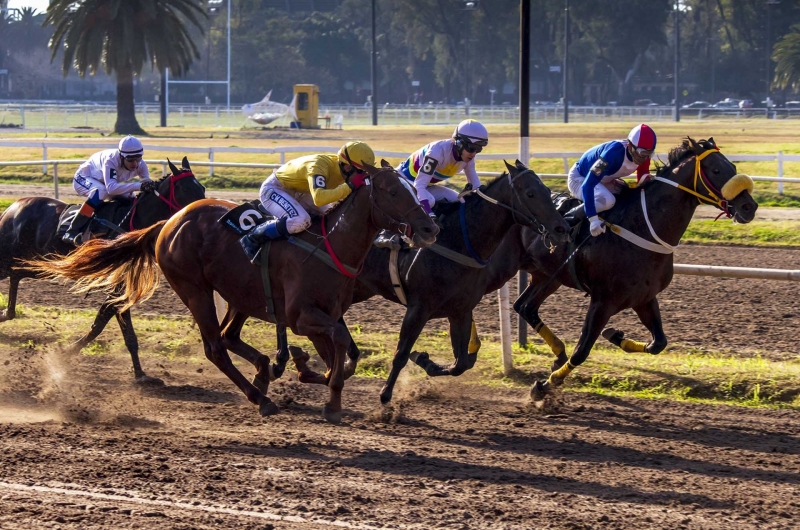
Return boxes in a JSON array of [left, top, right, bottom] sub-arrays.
[[2, 244, 798, 359]]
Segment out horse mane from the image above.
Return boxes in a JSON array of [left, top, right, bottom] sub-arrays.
[[655, 137, 717, 178], [431, 172, 508, 217]]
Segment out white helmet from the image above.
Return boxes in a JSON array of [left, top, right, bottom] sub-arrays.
[[452, 119, 489, 148], [119, 135, 144, 158]]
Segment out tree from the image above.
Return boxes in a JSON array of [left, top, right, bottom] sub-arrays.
[[45, 0, 206, 134], [773, 25, 800, 92]]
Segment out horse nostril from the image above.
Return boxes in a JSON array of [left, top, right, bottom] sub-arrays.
[[555, 226, 566, 234], [742, 203, 753, 211]]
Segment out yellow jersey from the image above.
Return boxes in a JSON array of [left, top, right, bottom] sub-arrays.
[[275, 154, 352, 206]]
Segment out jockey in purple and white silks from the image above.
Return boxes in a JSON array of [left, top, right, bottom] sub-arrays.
[[63, 135, 156, 246], [566, 123, 657, 237], [397, 119, 488, 215]]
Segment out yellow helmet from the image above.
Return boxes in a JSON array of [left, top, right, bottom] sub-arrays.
[[338, 141, 375, 170]]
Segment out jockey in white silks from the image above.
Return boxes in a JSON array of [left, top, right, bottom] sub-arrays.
[[63, 135, 156, 246], [565, 123, 657, 236]]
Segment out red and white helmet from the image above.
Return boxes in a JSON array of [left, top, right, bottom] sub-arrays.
[[627, 124, 657, 153], [453, 119, 489, 147]]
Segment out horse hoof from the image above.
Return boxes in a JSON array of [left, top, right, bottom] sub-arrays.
[[322, 405, 342, 424], [135, 375, 165, 387], [259, 400, 280, 417], [0, 310, 11, 323], [268, 364, 285, 382], [379, 386, 393, 405], [602, 327, 624, 346], [343, 360, 357, 380], [530, 380, 549, 402]]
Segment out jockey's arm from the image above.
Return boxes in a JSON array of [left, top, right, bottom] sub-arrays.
[[103, 161, 143, 197], [463, 160, 482, 189], [581, 158, 607, 219], [307, 173, 352, 207], [412, 168, 437, 213]]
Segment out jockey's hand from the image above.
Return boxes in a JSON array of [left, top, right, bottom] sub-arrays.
[[348, 172, 369, 191], [589, 215, 606, 237], [420, 199, 435, 218], [140, 180, 157, 193]]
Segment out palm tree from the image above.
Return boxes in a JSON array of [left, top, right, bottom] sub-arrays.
[[45, 0, 205, 134], [773, 25, 800, 92]]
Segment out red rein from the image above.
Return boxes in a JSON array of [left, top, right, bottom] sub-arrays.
[[320, 215, 363, 278]]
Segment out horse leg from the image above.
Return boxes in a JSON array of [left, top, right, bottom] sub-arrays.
[[412, 312, 473, 377], [270, 324, 291, 381], [0, 274, 20, 322], [220, 308, 273, 396], [602, 297, 668, 355], [340, 317, 362, 380], [294, 306, 351, 424], [514, 274, 567, 371], [531, 298, 615, 401], [185, 288, 278, 417], [66, 299, 116, 353], [380, 305, 429, 404], [115, 307, 164, 386]]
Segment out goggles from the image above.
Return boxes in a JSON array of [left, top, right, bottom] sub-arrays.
[[463, 144, 483, 154], [632, 146, 654, 159], [123, 155, 143, 162]]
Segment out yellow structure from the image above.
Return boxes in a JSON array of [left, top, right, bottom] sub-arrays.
[[293, 84, 319, 128]]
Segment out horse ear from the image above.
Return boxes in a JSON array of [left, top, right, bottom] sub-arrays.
[[687, 137, 701, 155], [707, 137, 716, 148], [515, 159, 527, 170], [503, 160, 516, 173], [182, 156, 191, 170], [381, 159, 391, 168], [168, 158, 179, 176]]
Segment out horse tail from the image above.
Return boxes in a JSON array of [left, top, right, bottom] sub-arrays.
[[29, 221, 167, 312]]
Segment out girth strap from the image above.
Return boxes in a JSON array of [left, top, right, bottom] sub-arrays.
[[288, 236, 360, 276], [389, 248, 408, 306], [259, 240, 275, 319]]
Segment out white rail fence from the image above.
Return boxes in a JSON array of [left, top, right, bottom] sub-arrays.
[[0, 141, 797, 197]]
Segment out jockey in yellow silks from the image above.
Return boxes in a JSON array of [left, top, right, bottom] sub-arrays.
[[239, 141, 375, 262]]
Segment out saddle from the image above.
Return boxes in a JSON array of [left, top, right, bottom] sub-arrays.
[[57, 197, 134, 241]]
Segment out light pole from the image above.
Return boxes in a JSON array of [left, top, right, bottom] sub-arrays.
[[563, 0, 569, 123], [489, 88, 496, 107], [371, 0, 377, 125], [518, 0, 530, 348], [673, 0, 681, 122], [766, 0, 780, 107]]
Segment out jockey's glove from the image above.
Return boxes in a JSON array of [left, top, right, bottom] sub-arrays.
[[140, 180, 157, 193], [589, 215, 606, 237]]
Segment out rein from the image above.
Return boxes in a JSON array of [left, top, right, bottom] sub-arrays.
[[128, 171, 196, 230]]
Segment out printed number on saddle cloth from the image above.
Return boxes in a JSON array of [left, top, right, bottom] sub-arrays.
[[217, 202, 268, 235], [421, 156, 438, 175]]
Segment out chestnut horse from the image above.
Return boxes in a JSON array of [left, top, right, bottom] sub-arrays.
[[32, 161, 438, 423], [0, 158, 205, 384], [515, 138, 758, 401]]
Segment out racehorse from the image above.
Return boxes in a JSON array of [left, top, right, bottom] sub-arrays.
[[514, 137, 758, 401], [31, 161, 439, 423], [340, 161, 571, 404], [1, 158, 206, 384]]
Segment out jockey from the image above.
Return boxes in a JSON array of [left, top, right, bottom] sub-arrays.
[[63, 135, 155, 246], [565, 123, 657, 237], [398, 119, 488, 215], [239, 141, 375, 263]]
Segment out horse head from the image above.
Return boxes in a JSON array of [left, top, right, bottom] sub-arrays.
[[672, 137, 758, 224], [159, 157, 207, 212], [503, 160, 570, 243], [362, 159, 438, 248]]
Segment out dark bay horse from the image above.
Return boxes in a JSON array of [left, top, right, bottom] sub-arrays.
[[341, 161, 571, 404], [32, 161, 438, 423], [0, 158, 206, 384], [514, 138, 758, 401]]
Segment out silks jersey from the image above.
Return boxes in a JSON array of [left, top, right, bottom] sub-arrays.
[[76, 149, 151, 197], [274, 154, 352, 206], [397, 139, 482, 195]]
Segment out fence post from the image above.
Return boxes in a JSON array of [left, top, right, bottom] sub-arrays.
[[53, 163, 59, 199], [563, 156, 569, 173], [498, 282, 513, 376], [208, 148, 214, 177], [162, 162, 167, 177], [20, 105, 24, 129], [42, 144, 48, 175], [280, 152, 285, 164], [778, 151, 784, 195]]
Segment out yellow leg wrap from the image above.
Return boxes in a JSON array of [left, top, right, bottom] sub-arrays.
[[547, 361, 574, 386], [535, 322, 565, 357], [468, 321, 481, 355], [620, 338, 648, 353]]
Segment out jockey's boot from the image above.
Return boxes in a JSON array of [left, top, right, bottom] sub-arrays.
[[62, 189, 101, 247], [239, 217, 289, 264], [563, 204, 586, 227], [373, 229, 401, 251]]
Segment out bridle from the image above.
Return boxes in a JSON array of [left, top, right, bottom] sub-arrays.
[[317, 166, 427, 277], [127, 170, 199, 230]]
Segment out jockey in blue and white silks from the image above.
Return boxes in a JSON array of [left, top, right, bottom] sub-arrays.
[[397, 119, 488, 215], [567, 123, 657, 237]]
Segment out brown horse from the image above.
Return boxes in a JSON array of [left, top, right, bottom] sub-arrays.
[[514, 138, 758, 401], [0, 158, 205, 384], [32, 161, 438, 423]]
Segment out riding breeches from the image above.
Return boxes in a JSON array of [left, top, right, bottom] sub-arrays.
[[73, 171, 110, 200], [567, 164, 617, 214], [407, 178, 460, 208], [259, 173, 337, 234]]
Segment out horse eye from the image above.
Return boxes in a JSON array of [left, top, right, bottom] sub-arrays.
[[526, 191, 534, 198], [712, 168, 720, 174], [390, 189, 397, 197]]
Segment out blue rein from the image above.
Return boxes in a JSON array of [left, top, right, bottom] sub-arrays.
[[459, 201, 490, 266]]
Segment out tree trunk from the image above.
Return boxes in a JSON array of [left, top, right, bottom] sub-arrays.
[[114, 66, 145, 135]]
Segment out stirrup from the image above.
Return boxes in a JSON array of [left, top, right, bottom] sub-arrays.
[[374, 233, 401, 251]]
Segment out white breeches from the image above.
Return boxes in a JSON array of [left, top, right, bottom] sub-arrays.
[[258, 173, 337, 234], [73, 171, 110, 200], [567, 164, 617, 214]]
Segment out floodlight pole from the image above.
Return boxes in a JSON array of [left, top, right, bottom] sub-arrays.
[[371, 0, 377, 125], [563, 0, 569, 123], [227, 0, 231, 109], [518, 0, 531, 347], [160, 68, 167, 127], [673, 0, 680, 122]]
